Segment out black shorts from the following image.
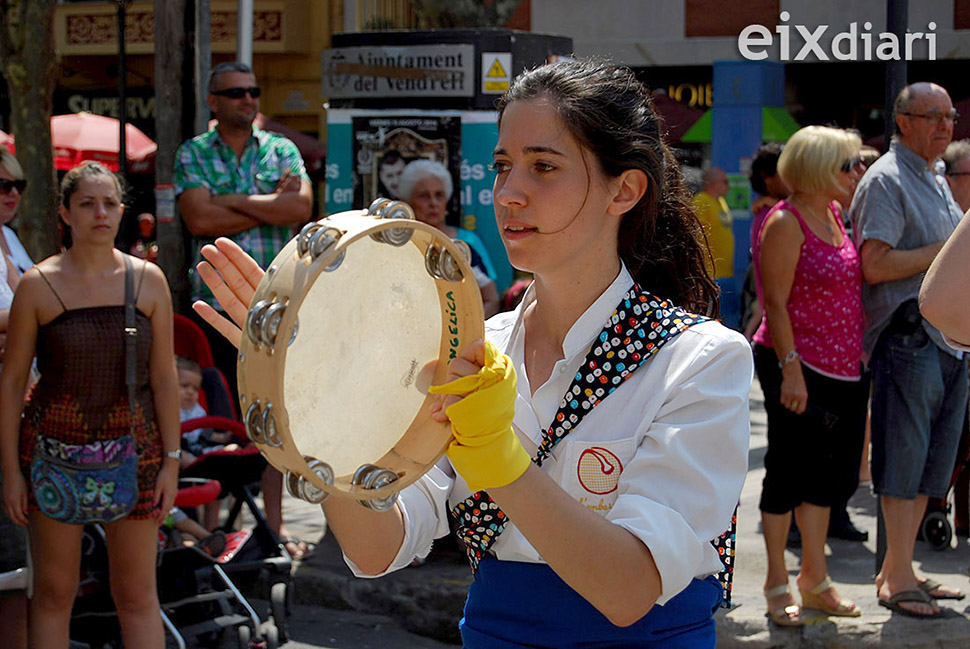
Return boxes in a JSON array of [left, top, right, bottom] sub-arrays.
[[754, 344, 870, 514]]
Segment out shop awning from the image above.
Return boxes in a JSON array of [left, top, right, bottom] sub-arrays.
[[681, 106, 800, 143]]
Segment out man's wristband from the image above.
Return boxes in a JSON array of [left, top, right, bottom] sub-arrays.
[[163, 449, 182, 462], [778, 349, 800, 369]]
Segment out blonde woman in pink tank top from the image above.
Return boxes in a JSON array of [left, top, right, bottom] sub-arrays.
[[753, 126, 869, 626]]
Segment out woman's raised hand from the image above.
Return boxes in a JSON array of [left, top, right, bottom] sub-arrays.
[[192, 237, 265, 349]]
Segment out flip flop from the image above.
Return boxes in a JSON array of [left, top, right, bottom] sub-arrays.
[[878, 589, 944, 618], [919, 578, 965, 600], [280, 536, 309, 559]]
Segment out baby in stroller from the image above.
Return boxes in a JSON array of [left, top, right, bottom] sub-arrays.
[[177, 355, 241, 531], [178, 356, 241, 462]]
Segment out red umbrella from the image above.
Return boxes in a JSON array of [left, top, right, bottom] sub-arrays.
[[50, 112, 157, 172]]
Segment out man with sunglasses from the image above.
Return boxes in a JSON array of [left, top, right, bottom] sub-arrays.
[[175, 60, 312, 372], [849, 82, 967, 618], [175, 61, 313, 560]]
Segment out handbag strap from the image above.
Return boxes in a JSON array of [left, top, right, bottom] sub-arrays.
[[123, 255, 137, 436]]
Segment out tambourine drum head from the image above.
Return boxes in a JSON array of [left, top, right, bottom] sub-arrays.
[[283, 235, 441, 477]]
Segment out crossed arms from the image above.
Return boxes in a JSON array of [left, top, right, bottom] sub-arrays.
[[179, 171, 313, 237]]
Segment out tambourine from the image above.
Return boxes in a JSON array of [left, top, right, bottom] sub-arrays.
[[237, 199, 485, 511]]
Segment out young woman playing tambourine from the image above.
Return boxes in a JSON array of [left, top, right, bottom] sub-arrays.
[[194, 58, 751, 648]]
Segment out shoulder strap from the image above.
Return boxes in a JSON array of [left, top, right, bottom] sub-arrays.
[[34, 267, 67, 311], [134, 258, 148, 302], [123, 255, 137, 435], [452, 286, 708, 569]]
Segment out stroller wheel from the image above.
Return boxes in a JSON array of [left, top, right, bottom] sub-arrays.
[[262, 623, 279, 649], [921, 511, 953, 551], [270, 581, 290, 642], [237, 624, 252, 649]]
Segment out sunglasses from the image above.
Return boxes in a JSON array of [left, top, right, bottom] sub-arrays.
[[0, 178, 26, 194], [211, 86, 261, 99], [840, 156, 864, 173]]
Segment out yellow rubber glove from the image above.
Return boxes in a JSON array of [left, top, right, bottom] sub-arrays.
[[428, 340, 531, 492]]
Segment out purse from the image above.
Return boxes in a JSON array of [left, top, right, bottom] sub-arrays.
[[29, 255, 140, 524]]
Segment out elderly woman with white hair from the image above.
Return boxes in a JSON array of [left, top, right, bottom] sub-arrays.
[[398, 158, 500, 316]]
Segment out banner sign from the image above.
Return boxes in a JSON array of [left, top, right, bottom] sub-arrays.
[[323, 45, 475, 99]]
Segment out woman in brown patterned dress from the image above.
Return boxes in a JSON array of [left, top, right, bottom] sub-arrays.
[[0, 162, 180, 648]]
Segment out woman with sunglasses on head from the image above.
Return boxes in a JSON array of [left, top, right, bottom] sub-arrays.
[[193, 58, 752, 648], [752, 126, 869, 626], [0, 161, 180, 648]]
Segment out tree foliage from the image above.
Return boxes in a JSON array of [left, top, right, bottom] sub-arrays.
[[0, 0, 58, 260], [412, 0, 521, 28]]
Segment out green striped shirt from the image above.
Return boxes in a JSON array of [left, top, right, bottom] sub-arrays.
[[174, 125, 309, 303]]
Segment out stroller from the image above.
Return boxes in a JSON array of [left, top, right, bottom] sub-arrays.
[[919, 408, 970, 550], [70, 479, 280, 649], [174, 314, 293, 641]]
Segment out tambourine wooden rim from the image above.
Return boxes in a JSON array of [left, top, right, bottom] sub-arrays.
[[237, 200, 484, 509]]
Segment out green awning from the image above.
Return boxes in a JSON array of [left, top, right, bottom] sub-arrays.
[[681, 107, 800, 143], [761, 107, 801, 142]]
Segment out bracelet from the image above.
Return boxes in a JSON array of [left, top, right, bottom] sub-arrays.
[[778, 349, 800, 369], [163, 449, 182, 461]]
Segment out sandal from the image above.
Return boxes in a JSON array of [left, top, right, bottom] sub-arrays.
[[878, 589, 944, 618], [765, 583, 805, 627], [197, 531, 227, 557], [800, 576, 860, 617], [919, 578, 965, 600], [280, 535, 309, 559]]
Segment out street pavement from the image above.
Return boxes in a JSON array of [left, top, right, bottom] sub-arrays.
[[278, 380, 970, 648]]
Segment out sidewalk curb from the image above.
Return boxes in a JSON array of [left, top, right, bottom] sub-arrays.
[[291, 535, 470, 644]]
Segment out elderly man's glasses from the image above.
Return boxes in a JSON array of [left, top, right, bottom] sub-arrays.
[[840, 157, 865, 173], [211, 86, 261, 99], [0, 178, 26, 194], [900, 109, 959, 125]]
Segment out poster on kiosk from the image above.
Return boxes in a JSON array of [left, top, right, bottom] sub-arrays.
[[323, 30, 573, 294]]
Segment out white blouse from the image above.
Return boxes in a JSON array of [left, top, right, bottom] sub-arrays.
[[0, 246, 15, 310], [345, 266, 753, 604]]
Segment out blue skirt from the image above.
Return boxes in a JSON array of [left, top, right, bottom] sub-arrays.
[[460, 559, 723, 648]]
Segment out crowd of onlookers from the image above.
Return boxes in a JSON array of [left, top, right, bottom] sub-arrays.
[[694, 81, 970, 623]]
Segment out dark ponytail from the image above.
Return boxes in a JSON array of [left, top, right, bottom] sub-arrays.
[[497, 58, 718, 316]]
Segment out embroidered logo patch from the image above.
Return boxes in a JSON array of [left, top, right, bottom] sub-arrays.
[[576, 446, 623, 494]]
